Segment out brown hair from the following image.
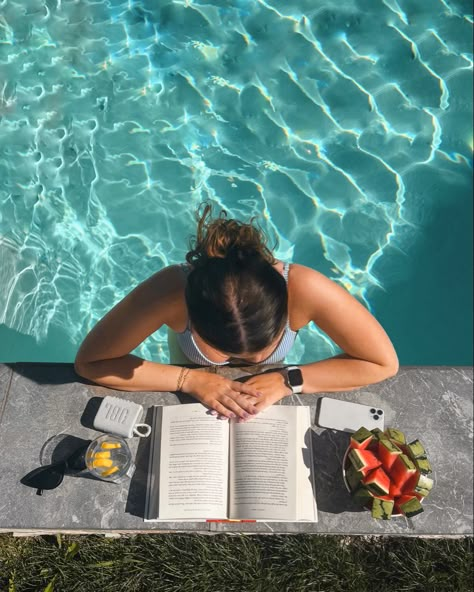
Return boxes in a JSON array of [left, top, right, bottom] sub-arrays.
[[186, 203, 277, 267], [184, 204, 287, 355]]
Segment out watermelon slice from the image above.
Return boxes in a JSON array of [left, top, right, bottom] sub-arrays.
[[378, 437, 402, 471], [398, 496, 424, 518], [394, 494, 416, 514], [403, 471, 434, 496], [363, 467, 390, 496], [367, 428, 385, 451], [348, 448, 381, 476], [389, 453, 417, 488], [350, 426, 374, 450], [371, 497, 394, 520], [389, 481, 403, 498]]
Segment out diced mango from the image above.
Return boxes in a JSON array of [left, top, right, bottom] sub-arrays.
[[101, 442, 121, 450], [93, 451, 111, 459], [101, 466, 119, 477], [92, 458, 113, 468]]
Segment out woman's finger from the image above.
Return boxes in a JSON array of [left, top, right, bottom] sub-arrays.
[[213, 401, 236, 420], [220, 393, 256, 420], [233, 381, 262, 397]]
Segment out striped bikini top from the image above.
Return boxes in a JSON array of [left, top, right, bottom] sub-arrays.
[[175, 262, 298, 366]]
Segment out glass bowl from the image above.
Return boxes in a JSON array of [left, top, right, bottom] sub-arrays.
[[85, 434, 135, 483], [342, 446, 408, 517]]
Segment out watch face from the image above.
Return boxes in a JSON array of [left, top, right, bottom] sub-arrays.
[[288, 367, 303, 387]]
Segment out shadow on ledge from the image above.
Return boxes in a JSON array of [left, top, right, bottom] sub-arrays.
[[6, 362, 89, 386], [309, 429, 366, 515], [125, 406, 155, 519]]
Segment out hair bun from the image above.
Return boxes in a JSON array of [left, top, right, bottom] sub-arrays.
[[186, 203, 276, 267]]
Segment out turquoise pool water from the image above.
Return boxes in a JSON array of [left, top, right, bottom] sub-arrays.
[[0, 0, 472, 365]]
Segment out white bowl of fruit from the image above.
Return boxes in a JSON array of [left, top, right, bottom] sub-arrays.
[[342, 427, 433, 520]]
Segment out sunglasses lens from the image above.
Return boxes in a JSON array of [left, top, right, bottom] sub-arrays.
[[21, 465, 65, 492]]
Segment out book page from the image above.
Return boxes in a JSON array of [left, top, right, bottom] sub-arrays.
[[158, 404, 229, 520], [229, 405, 297, 521], [295, 406, 317, 521]]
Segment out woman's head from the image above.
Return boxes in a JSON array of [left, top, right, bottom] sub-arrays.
[[185, 204, 287, 356]]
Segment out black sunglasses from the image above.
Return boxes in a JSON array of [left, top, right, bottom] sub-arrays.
[[21, 441, 91, 496]]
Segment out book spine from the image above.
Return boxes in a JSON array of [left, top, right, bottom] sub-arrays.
[[144, 406, 162, 520]]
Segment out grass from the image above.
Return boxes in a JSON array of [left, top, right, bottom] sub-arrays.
[[0, 534, 472, 592]]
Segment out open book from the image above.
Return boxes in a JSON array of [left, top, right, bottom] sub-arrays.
[[145, 403, 317, 522]]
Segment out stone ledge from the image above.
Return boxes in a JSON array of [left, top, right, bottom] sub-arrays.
[[4, 530, 472, 539], [0, 364, 472, 535]]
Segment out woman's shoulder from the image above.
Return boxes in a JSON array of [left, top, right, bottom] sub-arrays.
[[137, 265, 187, 329], [286, 263, 341, 329], [144, 264, 187, 295], [288, 262, 349, 300], [287, 262, 328, 285]]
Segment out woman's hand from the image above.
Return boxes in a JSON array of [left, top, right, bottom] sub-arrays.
[[182, 369, 262, 420], [242, 371, 292, 413]]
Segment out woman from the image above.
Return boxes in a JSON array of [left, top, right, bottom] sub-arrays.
[[75, 205, 399, 421]]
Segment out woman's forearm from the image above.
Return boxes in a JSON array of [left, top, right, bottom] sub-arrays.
[[74, 354, 183, 392], [301, 354, 399, 394]]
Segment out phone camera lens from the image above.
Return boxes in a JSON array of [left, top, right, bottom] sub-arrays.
[[373, 414, 379, 420], [370, 408, 376, 414], [377, 410, 383, 415]]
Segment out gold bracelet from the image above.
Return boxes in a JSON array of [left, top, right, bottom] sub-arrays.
[[180, 368, 191, 391], [176, 367, 186, 391], [176, 367, 190, 391]]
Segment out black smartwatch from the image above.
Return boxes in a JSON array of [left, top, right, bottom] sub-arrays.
[[284, 366, 303, 394]]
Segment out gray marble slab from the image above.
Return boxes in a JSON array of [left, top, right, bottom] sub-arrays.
[[0, 364, 472, 535]]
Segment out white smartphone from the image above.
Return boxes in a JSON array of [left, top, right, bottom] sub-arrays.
[[317, 397, 385, 433]]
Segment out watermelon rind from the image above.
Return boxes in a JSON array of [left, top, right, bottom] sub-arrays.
[[413, 486, 430, 497], [399, 497, 424, 518], [384, 427, 406, 445], [413, 457, 432, 475], [398, 453, 416, 471], [353, 487, 374, 506], [345, 464, 363, 491], [350, 426, 374, 450], [363, 467, 390, 496], [406, 439, 427, 459], [367, 428, 384, 452], [371, 497, 394, 520], [409, 472, 434, 492], [370, 427, 384, 438], [379, 437, 402, 453], [417, 473, 434, 491]]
